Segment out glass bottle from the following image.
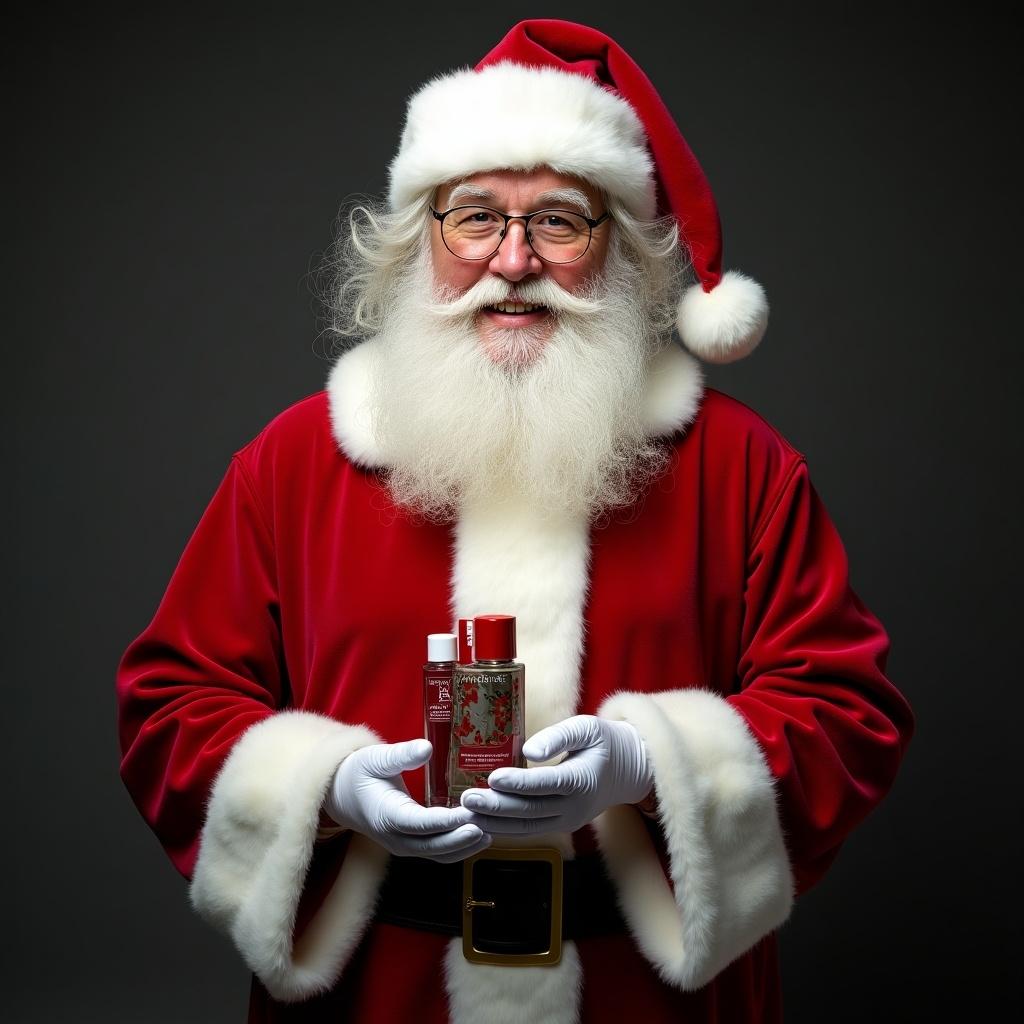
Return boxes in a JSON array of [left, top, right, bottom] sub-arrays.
[[448, 614, 526, 802], [423, 633, 457, 807]]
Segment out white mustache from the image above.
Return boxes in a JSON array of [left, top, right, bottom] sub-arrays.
[[425, 274, 610, 321]]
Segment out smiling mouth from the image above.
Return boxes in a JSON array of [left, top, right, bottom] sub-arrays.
[[484, 301, 549, 315]]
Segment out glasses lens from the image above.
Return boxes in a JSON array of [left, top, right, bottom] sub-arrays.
[[442, 207, 505, 259], [527, 211, 591, 263]]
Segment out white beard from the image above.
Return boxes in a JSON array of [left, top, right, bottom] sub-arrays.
[[368, 241, 668, 521]]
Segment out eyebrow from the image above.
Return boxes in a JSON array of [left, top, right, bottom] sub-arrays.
[[533, 188, 593, 217], [443, 183, 594, 217], [447, 183, 497, 206]]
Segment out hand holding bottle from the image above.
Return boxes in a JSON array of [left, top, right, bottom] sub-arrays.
[[325, 739, 492, 862], [460, 715, 653, 835]]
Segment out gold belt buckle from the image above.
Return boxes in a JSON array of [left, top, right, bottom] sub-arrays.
[[461, 846, 563, 966]]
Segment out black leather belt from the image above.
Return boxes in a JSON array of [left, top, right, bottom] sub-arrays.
[[374, 850, 626, 956]]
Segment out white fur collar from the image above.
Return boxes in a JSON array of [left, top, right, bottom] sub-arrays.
[[326, 337, 704, 467]]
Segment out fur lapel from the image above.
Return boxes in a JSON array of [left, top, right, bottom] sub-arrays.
[[327, 338, 704, 467], [326, 335, 704, 737], [326, 338, 703, 1024]]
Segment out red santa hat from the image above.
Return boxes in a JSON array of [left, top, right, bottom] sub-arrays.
[[387, 19, 768, 364]]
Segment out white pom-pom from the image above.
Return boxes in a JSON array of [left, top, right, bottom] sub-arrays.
[[676, 270, 769, 364]]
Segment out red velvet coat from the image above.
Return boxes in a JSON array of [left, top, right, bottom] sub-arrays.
[[117, 342, 913, 1023]]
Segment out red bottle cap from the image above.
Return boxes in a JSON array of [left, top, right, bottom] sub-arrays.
[[473, 614, 516, 660]]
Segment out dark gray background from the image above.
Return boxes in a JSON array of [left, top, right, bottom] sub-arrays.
[[8, 3, 1020, 1020]]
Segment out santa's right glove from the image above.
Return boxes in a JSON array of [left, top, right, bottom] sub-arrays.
[[324, 738, 492, 863]]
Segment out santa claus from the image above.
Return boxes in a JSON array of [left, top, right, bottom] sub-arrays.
[[117, 19, 914, 1023]]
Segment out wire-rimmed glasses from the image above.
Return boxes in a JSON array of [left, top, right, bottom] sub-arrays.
[[430, 205, 611, 264]]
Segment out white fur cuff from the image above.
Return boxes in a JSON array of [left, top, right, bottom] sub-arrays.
[[593, 689, 794, 989], [190, 711, 389, 1001]]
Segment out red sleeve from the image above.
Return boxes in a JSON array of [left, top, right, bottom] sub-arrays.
[[116, 455, 283, 877], [731, 459, 915, 896]]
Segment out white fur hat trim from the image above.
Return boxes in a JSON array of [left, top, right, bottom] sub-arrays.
[[388, 61, 656, 218]]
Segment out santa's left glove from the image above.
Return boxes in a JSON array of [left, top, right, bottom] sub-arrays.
[[461, 715, 654, 836], [324, 739, 492, 863]]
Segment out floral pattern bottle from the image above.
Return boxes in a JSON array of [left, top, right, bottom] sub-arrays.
[[448, 614, 525, 802]]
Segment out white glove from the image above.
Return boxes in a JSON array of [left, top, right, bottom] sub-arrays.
[[325, 739, 492, 863], [460, 715, 653, 836]]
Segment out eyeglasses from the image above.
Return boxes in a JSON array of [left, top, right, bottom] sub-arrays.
[[430, 205, 612, 264]]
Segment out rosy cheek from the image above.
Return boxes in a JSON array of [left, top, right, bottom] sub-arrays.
[[550, 263, 588, 293], [454, 266, 484, 289], [432, 253, 484, 294]]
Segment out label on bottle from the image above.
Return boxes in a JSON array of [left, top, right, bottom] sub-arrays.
[[457, 735, 521, 773], [425, 669, 453, 722], [424, 665, 454, 807], [449, 662, 525, 796]]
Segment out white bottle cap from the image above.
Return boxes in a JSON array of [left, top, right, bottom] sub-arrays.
[[427, 633, 458, 662]]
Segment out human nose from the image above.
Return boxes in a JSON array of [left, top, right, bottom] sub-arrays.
[[488, 218, 544, 282]]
